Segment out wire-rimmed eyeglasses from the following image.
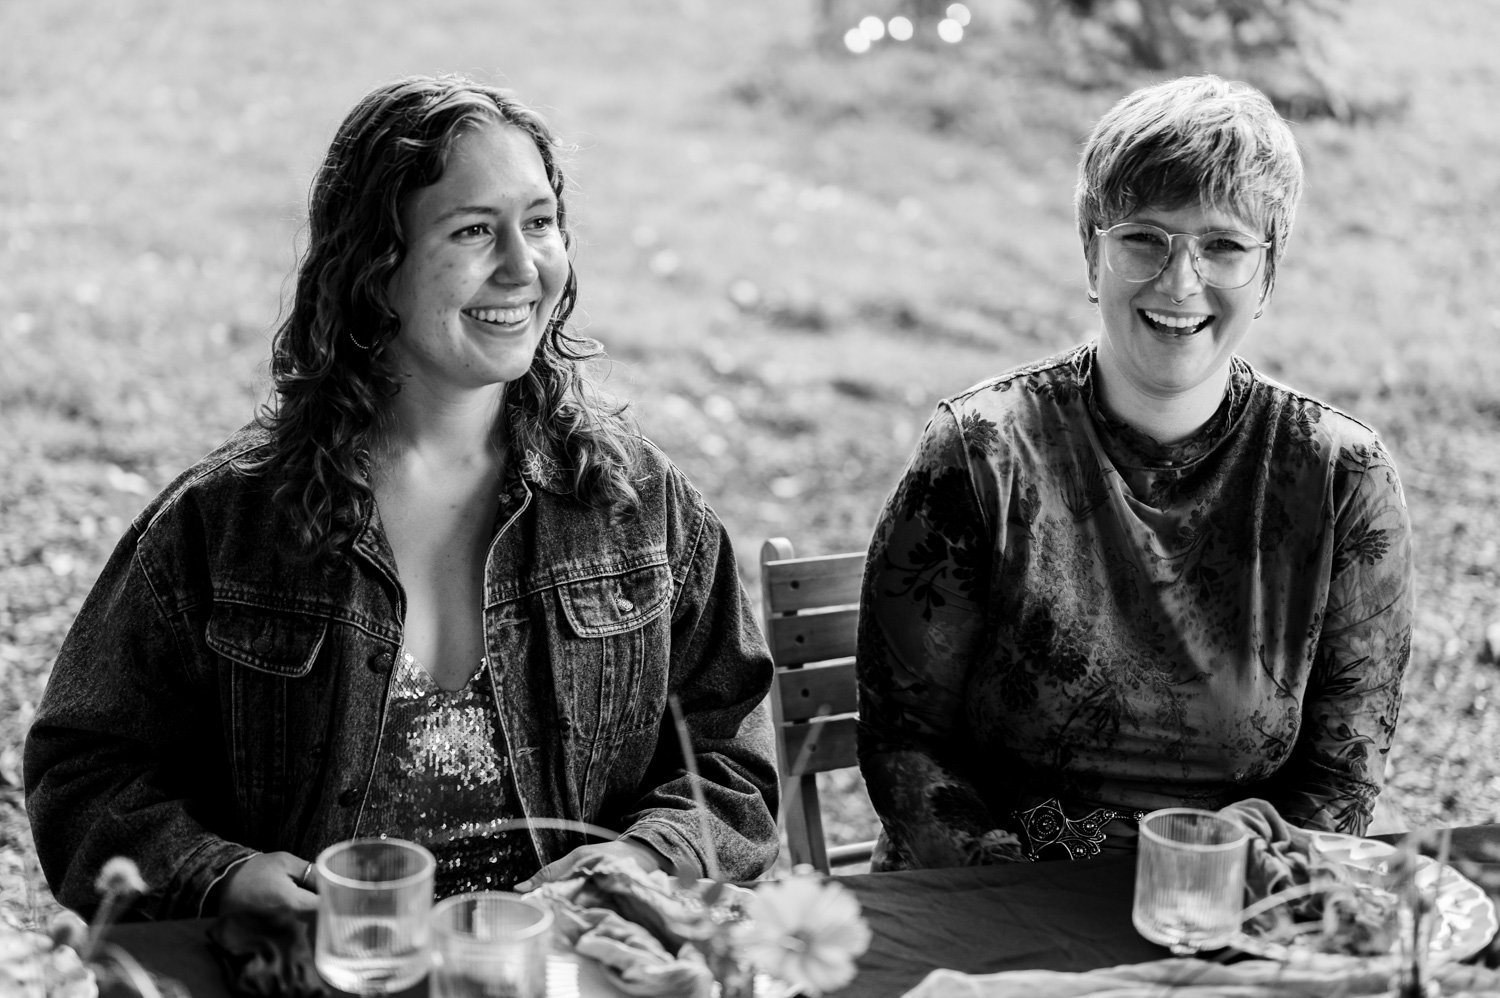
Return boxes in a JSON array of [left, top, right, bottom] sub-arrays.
[[1095, 222, 1270, 290]]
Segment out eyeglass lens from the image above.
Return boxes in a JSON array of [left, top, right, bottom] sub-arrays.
[[1103, 224, 1264, 289]]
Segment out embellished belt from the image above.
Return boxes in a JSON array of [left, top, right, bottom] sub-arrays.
[[1011, 797, 1146, 861]]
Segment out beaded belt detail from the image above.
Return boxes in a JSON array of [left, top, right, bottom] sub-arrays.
[[1012, 797, 1146, 861]]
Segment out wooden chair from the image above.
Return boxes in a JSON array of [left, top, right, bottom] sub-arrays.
[[759, 537, 877, 873]]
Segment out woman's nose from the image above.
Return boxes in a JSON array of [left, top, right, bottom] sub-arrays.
[[489, 228, 539, 284], [1155, 236, 1203, 300]]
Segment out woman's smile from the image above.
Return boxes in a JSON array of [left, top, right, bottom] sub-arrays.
[[1140, 309, 1213, 336], [463, 302, 536, 330]]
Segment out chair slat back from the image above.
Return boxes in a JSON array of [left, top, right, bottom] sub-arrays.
[[760, 537, 875, 874], [775, 660, 858, 723], [765, 609, 859, 668], [761, 551, 864, 612], [780, 714, 860, 774]]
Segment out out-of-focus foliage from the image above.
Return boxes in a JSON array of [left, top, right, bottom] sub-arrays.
[[1019, 0, 1404, 122], [811, 0, 1403, 123]]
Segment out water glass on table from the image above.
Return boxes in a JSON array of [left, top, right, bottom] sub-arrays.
[[1132, 808, 1249, 954], [314, 837, 437, 995], [429, 892, 555, 998]]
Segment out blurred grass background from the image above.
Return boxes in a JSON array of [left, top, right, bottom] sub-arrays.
[[2, 0, 1499, 918]]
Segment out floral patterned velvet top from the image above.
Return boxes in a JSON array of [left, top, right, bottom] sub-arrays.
[[857, 344, 1413, 871]]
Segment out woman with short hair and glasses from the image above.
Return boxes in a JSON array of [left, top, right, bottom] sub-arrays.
[[857, 75, 1412, 870]]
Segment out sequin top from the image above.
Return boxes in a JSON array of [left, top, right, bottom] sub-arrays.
[[359, 649, 537, 896]]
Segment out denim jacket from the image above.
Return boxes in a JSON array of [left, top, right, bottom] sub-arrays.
[[26, 423, 779, 919]]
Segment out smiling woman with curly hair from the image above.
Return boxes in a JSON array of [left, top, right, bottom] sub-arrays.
[[26, 75, 779, 919], [249, 77, 639, 559]]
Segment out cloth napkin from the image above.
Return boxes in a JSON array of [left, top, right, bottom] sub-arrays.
[[529, 858, 717, 998], [1215, 798, 1323, 928], [899, 956, 1500, 997], [1217, 797, 1406, 955], [205, 910, 327, 998], [559, 904, 713, 997]]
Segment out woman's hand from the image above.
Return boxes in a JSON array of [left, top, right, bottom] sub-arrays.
[[515, 839, 670, 892], [214, 851, 319, 915]]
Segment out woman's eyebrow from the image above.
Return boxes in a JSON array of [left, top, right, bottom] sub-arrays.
[[438, 205, 496, 220], [435, 196, 555, 223]]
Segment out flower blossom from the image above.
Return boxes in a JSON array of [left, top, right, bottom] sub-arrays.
[[94, 858, 146, 898], [47, 910, 90, 951], [740, 875, 872, 996]]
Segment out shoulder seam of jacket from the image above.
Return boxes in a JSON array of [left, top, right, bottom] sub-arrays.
[[139, 429, 274, 540]]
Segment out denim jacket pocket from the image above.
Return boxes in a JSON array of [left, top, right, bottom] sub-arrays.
[[205, 599, 331, 844], [206, 599, 328, 678], [549, 563, 673, 816], [556, 563, 672, 637]]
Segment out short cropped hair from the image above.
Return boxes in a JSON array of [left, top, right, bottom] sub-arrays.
[[1074, 75, 1304, 298]]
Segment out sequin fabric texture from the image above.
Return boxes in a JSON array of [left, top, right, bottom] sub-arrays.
[[360, 649, 537, 896]]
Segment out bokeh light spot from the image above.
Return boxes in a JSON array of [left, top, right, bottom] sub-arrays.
[[888, 16, 913, 41], [858, 15, 885, 40], [649, 249, 680, 277], [844, 28, 872, 54], [938, 18, 964, 43], [728, 279, 761, 310], [946, 3, 972, 26]]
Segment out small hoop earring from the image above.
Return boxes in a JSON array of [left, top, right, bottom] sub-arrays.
[[349, 328, 376, 351], [1086, 289, 1098, 304], [1253, 306, 1264, 319]]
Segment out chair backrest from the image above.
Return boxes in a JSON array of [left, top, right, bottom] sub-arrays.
[[759, 537, 876, 873]]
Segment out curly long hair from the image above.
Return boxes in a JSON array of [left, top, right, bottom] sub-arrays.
[[244, 75, 639, 561]]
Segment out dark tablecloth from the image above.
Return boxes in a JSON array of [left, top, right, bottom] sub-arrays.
[[106, 824, 1500, 998]]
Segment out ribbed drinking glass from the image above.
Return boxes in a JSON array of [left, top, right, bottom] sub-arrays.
[[314, 838, 436, 995], [429, 892, 554, 998], [1132, 808, 1249, 954]]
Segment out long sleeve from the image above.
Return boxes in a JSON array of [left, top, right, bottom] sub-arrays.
[[620, 476, 779, 882], [856, 404, 1026, 870], [1268, 437, 1414, 834], [25, 528, 254, 919]]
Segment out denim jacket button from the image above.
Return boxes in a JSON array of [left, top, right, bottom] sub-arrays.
[[615, 596, 634, 613], [337, 787, 363, 806], [366, 651, 392, 674]]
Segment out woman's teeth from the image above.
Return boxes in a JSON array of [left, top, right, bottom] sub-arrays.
[[1142, 310, 1210, 334], [466, 304, 532, 325]]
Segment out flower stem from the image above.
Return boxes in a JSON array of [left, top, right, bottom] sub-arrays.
[[98, 942, 165, 998]]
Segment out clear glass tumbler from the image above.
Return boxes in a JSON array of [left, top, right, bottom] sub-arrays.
[[1132, 808, 1249, 954], [429, 892, 554, 998], [314, 837, 436, 995]]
